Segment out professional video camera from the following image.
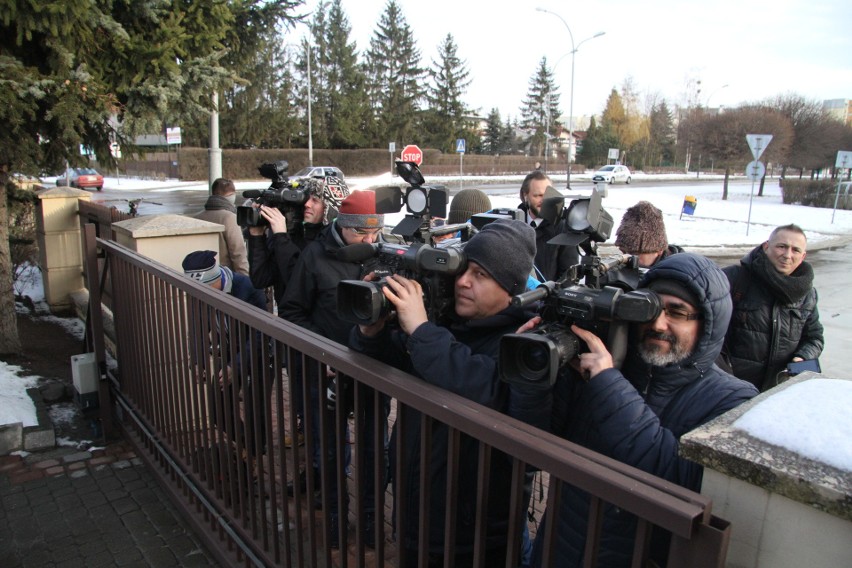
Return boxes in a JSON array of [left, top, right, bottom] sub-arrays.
[[236, 160, 310, 228], [336, 240, 466, 326], [498, 189, 661, 389], [374, 161, 448, 242]]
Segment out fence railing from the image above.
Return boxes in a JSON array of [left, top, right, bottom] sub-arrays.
[[82, 227, 731, 567]]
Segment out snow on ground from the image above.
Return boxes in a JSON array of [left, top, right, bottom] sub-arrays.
[[8, 172, 852, 467]]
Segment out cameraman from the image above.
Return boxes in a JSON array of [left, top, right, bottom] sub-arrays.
[[279, 190, 388, 549], [350, 219, 539, 566], [530, 253, 758, 567], [246, 177, 346, 309]]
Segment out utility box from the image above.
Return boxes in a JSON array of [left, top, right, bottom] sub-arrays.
[[71, 353, 99, 410]]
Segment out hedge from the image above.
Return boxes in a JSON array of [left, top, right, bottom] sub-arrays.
[[781, 178, 852, 210]]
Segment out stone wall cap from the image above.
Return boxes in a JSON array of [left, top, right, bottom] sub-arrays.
[[36, 186, 92, 199], [681, 373, 852, 522], [111, 214, 225, 238]]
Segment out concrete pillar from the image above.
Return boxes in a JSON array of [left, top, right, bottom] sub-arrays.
[[35, 186, 91, 312], [111, 214, 223, 272]]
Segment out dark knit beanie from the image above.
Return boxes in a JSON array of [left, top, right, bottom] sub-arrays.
[[448, 188, 492, 224], [463, 219, 535, 295], [182, 250, 222, 284], [336, 191, 384, 229], [615, 201, 668, 254], [648, 278, 700, 309]]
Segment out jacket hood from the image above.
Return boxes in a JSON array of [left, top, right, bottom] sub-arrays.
[[638, 252, 731, 373]]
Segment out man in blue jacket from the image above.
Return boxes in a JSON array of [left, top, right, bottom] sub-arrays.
[[532, 253, 758, 567], [351, 219, 539, 567]]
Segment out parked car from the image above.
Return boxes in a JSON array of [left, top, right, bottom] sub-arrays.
[[291, 166, 345, 181], [56, 167, 104, 191], [592, 165, 632, 184]]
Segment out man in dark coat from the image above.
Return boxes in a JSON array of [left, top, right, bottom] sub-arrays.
[[279, 190, 387, 549], [531, 253, 758, 567], [350, 219, 539, 566], [519, 170, 579, 281], [721, 224, 824, 391], [247, 176, 348, 309]]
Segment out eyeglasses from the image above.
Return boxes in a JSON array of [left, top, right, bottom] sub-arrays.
[[662, 306, 703, 322], [348, 227, 382, 236]]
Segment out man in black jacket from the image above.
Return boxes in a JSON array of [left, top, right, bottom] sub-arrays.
[[279, 190, 386, 549], [351, 219, 539, 567], [531, 253, 758, 567], [722, 224, 824, 391], [519, 170, 578, 281]]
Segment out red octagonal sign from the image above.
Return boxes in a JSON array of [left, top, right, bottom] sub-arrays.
[[400, 144, 423, 166]]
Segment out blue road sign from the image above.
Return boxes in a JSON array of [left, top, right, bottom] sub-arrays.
[[456, 138, 466, 153]]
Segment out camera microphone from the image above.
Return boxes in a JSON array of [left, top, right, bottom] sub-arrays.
[[335, 243, 378, 263], [242, 189, 263, 198]]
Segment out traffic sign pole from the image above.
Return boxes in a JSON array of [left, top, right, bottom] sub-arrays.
[[744, 135, 773, 236], [832, 151, 852, 223]]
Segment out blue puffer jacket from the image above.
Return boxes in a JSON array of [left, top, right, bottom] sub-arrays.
[[532, 253, 758, 568]]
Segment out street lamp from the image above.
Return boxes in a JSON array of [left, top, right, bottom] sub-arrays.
[[536, 7, 604, 188], [305, 40, 314, 167], [705, 84, 729, 111]]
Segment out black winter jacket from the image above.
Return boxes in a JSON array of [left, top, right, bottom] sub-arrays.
[[520, 202, 580, 281], [721, 246, 824, 391], [532, 253, 758, 568], [248, 222, 324, 308], [350, 305, 537, 557], [278, 222, 365, 344]]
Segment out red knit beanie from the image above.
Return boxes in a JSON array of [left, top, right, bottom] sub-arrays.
[[336, 191, 384, 228]]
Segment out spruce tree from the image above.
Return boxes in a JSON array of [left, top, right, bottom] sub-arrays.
[[364, 0, 424, 147], [483, 108, 503, 155], [423, 34, 472, 153], [519, 57, 561, 157]]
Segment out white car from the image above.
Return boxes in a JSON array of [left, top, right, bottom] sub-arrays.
[[592, 165, 632, 184], [291, 166, 345, 180]]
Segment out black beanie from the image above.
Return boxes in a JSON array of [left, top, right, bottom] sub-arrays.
[[463, 219, 535, 295], [449, 188, 492, 224], [648, 278, 701, 309], [615, 201, 668, 253]]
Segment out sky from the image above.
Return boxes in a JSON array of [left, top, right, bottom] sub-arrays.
[[8, 173, 852, 469], [294, 0, 852, 121]]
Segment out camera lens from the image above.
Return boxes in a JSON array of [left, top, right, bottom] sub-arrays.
[[520, 343, 551, 376]]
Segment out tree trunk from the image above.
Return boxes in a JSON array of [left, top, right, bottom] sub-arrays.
[[722, 167, 730, 200], [0, 178, 23, 354], [758, 173, 766, 197]]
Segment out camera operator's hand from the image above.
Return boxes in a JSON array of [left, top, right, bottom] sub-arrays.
[[569, 324, 614, 381], [381, 274, 428, 336], [260, 205, 288, 234], [516, 315, 542, 334]]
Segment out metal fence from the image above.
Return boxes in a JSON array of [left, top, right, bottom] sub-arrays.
[[82, 226, 730, 568]]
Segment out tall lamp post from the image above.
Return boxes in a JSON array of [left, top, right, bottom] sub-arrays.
[[305, 40, 314, 167], [537, 8, 604, 188]]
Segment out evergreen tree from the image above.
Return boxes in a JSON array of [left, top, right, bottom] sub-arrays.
[[364, 0, 424, 147], [519, 57, 561, 157], [483, 108, 503, 155], [422, 34, 472, 153], [648, 101, 676, 167], [0, 0, 301, 353]]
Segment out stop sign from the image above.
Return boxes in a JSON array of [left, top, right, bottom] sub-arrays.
[[400, 144, 423, 166]]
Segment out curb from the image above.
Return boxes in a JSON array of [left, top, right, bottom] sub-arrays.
[[0, 441, 140, 485]]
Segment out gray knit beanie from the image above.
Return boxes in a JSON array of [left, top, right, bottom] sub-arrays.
[[615, 201, 668, 254], [449, 188, 492, 224], [463, 219, 535, 295]]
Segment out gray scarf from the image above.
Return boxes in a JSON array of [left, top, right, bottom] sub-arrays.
[[750, 246, 814, 305]]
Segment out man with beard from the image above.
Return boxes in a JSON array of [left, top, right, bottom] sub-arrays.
[[519, 171, 578, 281], [721, 224, 824, 391], [531, 253, 757, 568]]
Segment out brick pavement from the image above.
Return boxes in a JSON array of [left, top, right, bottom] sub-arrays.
[[0, 442, 219, 568]]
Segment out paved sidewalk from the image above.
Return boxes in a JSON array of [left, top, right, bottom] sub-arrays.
[[0, 441, 218, 567]]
